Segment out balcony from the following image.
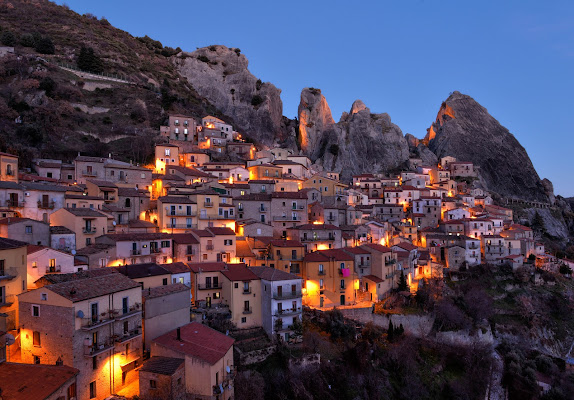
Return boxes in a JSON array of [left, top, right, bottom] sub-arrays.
[[318, 270, 326, 276], [82, 227, 97, 234], [130, 250, 141, 256], [302, 236, 335, 242], [44, 265, 61, 274], [357, 262, 371, 268], [242, 287, 252, 294], [115, 327, 142, 343], [242, 307, 253, 314], [289, 266, 301, 274], [5, 200, 24, 208], [385, 273, 395, 279], [166, 208, 196, 216], [259, 206, 268, 212], [274, 307, 301, 317], [273, 215, 301, 221], [5, 169, 14, 176], [204, 201, 214, 208], [272, 290, 301, 300], [0, 267, 18, 281], [186, 249, 195, 255], [199, 214, 235, 220], [81, 170, 97, 177], [292, 205, 305, 210], [103, 196, 115, 202], [81, 317, 114, 331], [166, 224, 197, 229], [149, 248, 161, 254], [0, 294, 16, 308], [326, 215, 336, 221], [37, 200, 55, 209], [206, 244, 214, 251], [84, 339, 114, 357], [114, 306, 142, 321], [197, 283, 222, 290]]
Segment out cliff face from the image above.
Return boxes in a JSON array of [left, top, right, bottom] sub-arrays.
[[174, 45, 283, 146], [297, 88, 410, 181], [424, 91, 548, 201]]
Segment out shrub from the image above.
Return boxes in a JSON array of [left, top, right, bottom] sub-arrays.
[[1, 31, 16, 46], [559, 264, 572, 275], [39, 77, 57, 97], [234, 48, 241, 55], [251, 95, 263, 107], [209, 45, 217, 51], [256, 79, 262, 90], [20, 33, 35, 48], [35, 37, 55, 54], [77, 47, 103, 73], [197, 55, 209, 63]]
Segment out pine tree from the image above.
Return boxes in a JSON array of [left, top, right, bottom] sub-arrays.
[[387, 320, 394, 341], [398, 270, 409, 292], [531, 211, 546, 234], [77, 46, 103, 73]]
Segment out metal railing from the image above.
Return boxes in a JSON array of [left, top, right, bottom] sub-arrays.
[[242, 307, 253, 314], [0, 294, 16, 307], [81, 170, 97, 177], [272, 290, 301, 300], [82, 227, 97, 234], [197, 283, 222, 290], [5, 200, 24, 208], [206, 244, 214, 250], [45, 265, 61, 274], [242, 287, 252, 294], [167, 224, 197, 229], [204, 201, 214, 207], [130, 250, 141, 256], [84, 339, 114, 356], [274, 307, 301, 317], [273, 215, 301, 221], [166, 208, 196, 216], [37, 200, 55, 209]]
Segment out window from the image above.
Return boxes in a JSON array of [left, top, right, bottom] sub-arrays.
[[234, 283, 239, 289], [40, 292, 47, 301], [67, 383, 76, 399], [124, 321, 129, 334], [32, 305, 40, 317], [25, 225, 32, 234], [224, 239, 233, 246], [163, 278, 168, 285], [34, 355, 41, 364], [90, 381, 97, 398], [122, 297, 128, 314], [33, 331, 41, 347], [165, 149, 171, 156], [92, 356, 97, 370], [241, 317, 247, 323], [161, 241, 170, 248]]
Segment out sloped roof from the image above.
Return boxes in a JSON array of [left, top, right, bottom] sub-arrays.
[[221, 263, 259, 281], [153, 322, 234, 365], [0, 363, 79, 400], [140, 357, 184, 375], [142, 283, 190, 299], [250, 266, 302, 281], [47, 272, 139, 302], [116, 263, 171, 279]]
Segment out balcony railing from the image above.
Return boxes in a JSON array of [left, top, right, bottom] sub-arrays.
[[292, 205, 305, 210], [302, 236, 335, 242], [81, 170, 97, 177], [242, 307, 253, 314], [272, 290, 301, 300], [357, 262, 371, 267], [204, 201, 214, 207], [242, 287, 252, 294], [206, 244, 214, 250], [37, 200, 55, 209], [197, 283, 222, 290], [114, 306, 142, 321], [166, 208, 196, 216], [274, 307, 301, 317], [104, 196, 115, 201], [84, 339, 114, 357], [199, 214, 235, 220], [130, 250, 141, 256], [82, 227, 97, 234], [167, 224, 197, 229], [273, 215, 301, 221], [115, 327, 142, 343], [289, 267, 301, 274], [5, 200, 24, 208], [81, 316, 114, 331], [0, 294, 16, 307], [44, 265, 61, 274], [318, 270, 326, 276], [0, 267, 18, 281]]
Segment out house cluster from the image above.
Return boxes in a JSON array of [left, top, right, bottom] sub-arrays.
[[0, 113, 554, 399]]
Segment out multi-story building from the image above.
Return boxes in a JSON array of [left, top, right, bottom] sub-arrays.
[[188, 190, 236, 230], [188, 262, 227, 307], [0, 217, 50, 245], [0, 237, 27, 330], [160, 114, 197, 142], [50, 208, 109, 249], [251, 266, 303, 341], [18, 271, 143, 400], [26, 245, 76, 289], [221, 264, 262, 328], [270, 192, 309, 237], [151, 322, 235, 400], [94, 233, 175, 266], [482, 235, 506, 263], [302, 249, 357, 308], [287, 224, 343, 251], [234, 193, 272, 224], [263, 239, 305, 274], [302, 174, 346, 196], [248, 163, 283, 181], [154, 144, 180, 174], [116, 263, 172, 289], [158, 196, 197, 232]]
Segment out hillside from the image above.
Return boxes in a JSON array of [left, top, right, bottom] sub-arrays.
[[0, 0, 227, 166]]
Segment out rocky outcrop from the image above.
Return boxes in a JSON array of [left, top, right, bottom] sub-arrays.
[[424, 91, 548, 201], [297, 88, 410, 181], [174, 45, 283, 146]]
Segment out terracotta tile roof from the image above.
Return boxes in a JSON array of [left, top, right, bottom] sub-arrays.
[[361, 243, 392, 253], [303, 249, 354, 262], [269, 239, 304, 248], [100, 233, 173, 242], [0, 217, 48, 226], [153, 322, 234, 365], [46, 271, 139, 302], [0, 237, 28, 250], [250, 266, 302, 281], [140, 356, 184, 375], [49, 225, 75, 235], [233, 193, 272, 201], [37, 268, 117, 286], [392, 242, 418, 251], [116, 263, 171, 279], [160, 262, 190, 274], [63, 207, 107, 217], [248, 179, 276, 184], [171, 233, 200, 245], [363, 274, 383, 283], [158, 195, 195, 204], [292, 223, 339, 230], [142, 283, 190, 299], [188, 262, 227, 273], [271, 192, 307, 199], [0, 362, 79, 400], [221, 263, 260, 281], [190, 229, 214, 238], [236, 240, 255, 258], [342, 246, 371, 255], [206, 227, 235, 236]]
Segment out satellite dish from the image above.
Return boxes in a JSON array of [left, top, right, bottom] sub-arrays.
[[71, 250, 76, 255], [219, 384, 224, 393], [226, 366, 231, 373], [77, 310, 85, 319], [5, 333, 15, 346], [112, 221, 117, 226]]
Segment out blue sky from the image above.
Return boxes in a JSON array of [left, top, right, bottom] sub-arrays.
[[57, 0, 574, 196]]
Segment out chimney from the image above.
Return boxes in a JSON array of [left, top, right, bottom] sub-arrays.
[[176, 327, 181, 341]]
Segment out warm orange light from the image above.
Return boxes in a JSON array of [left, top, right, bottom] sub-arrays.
[[229, 176, 234, 184], [317, 244, 329, 250]]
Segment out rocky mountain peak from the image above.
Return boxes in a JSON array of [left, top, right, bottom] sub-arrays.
[[423, 91, 548, 201], [174, 45, 283, 146], [350, 99, 368, 115], [298, 88, 335, 154]]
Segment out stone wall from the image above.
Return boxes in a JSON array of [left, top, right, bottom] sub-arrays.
[[339, 307, 434, 337]]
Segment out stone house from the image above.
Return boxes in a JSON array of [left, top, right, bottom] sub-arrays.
[[0, 217, 50, 246], [0, 237, 28, 330], [139, 357, 186, 400], [221, 264, 262, 328]]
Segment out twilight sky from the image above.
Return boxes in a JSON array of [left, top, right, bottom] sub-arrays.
[[57, 0, 574, 196]]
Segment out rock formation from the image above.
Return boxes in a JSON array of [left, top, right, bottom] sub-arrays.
[[424, 91, 548, 201], [174, 45, 283, 146], [296, 88, 410, 181]]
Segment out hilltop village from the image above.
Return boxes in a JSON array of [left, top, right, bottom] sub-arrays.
[[0, 113, 567, 400]]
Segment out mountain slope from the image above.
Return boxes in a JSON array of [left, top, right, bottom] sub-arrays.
[[423, 91, 548, 201]]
